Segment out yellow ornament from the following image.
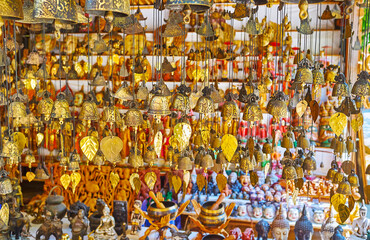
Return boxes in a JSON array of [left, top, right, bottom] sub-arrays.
[[296, 100, 308, 118], [71, 172, 81, 194], [153, 131, 163, 158], [221, 134, 238, 162], [129, 173, 141, 194], [144, 171, 157, 190], [36, 133, 44, 146], [351, 113, 363, 133], [80, 136, 99, 161], [110, 172, 120, 189], [26, 172, 35, 182], [174, 123, 192, 152], [60, 174, 71, 190], [100, 136, 123, 163], [12, 132, 27, 153], [329, 113, 347, 137]]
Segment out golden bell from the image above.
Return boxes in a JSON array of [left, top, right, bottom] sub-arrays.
[[243, 93, 262, 122], [222, 96, 240, 122], [312, 63, 325, 85], [162, 20, 184, 38], [79, 97, 99, 122], [33, 0, 78, 23], [262, 141, 272, 154], [334, 96, 360, 117], [166, 0, 212, 13], [0, 0, 23, 20], [24, 152, 36, 168], [348, 170, 359, 187], [244, 17, 262, 35], [194, 96, 214, 115], [216, 151, 227, 165], [196, 16, 214, 37], [161, 57, 177, 74], [93, 150, 105, 167], [85, 0, 130, 17], [281, 133, 294, 149], [113, 82, 133, 100], [346, 136, 356, 153], [157, 80, 171, 97], [144, 146, 156, 164], [320, 5, 334, 20], [18, 0, 52, 24], [89, 72, 107, 87], [201, 154, 214, 169], [351, 71, 370, 97], [178, 156, 193, 170], [232, 3, 249, 19], [68, 151, 80, 171], [334, 136, 346, 157], [333, 170, 344, 184], [93, 35, 109, 54], [102, 106, 121, 123], [267, 91, 288, 119], [172, 92, 190, 113], [37, 91, 54, 120], [148, 93, 171, 116], [0, 170, 12, 195], [240, 156, 253, 171], [136, 82, 149, 101], [51, 93, 71, 120], [210, 84, 223, 104], [332, 73, 349, 97], [295, 58, 313, 84], [231, 150, 241, 164], [124, 108, 144, 127], [302, 152, 316, 172], [326, 163, 337, 180], [282, 164, 297, 180], [297, 132, 310, 149], [336, 178, 352, 195], [35, 164, 49, 180], [194, 148, 205, 166], [8, 100, 27, 119], [297, 17, 313, 35], [295, 165, 304, 178]]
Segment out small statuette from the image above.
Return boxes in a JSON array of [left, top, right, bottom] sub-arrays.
[[349, 200, 370, 240], [130, 200, 144, 235], [271, 205, 290, 240], [94, 204, 118, 239], [294, 205, 313, 240]]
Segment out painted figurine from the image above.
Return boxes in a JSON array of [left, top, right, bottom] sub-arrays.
[[228, 172, 243, 199], [320, 206, 338, 240], [331, 226, 346, 240], [94, 204, 117, 239], [312, 208, 325, 224], [294, 206, 313, 240], [287, 207, 300, 222], [255, 219, 270, 240], [349, 200, 370, 240], [271, 205, 290, 240], [263, 204, 275, 220], [70, 209, 89, 240], [130, 200, 144, 235]]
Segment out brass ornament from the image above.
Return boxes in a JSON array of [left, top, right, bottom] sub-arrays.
[[154, 131, 163, 158], [166, 0, 212, 13], [196, 17, 214, 37], [330, 193, 346, 212], [297, 17, 313, 35], [216, 174, 227, 193], [250, 171, 259, 187], [0, 203, 9, 226], [243, 93, 262, 122], [0, 0, 23, 20], [295, 58, 313, 84], [296, 100, 308, 118], [320, 5, 334, 20], [171, 175, 182, 194], [12, 132, 26, 153], [51, 94, 72, 120], [80, 136, 99, 162], [174, 123, 192, 152], [129, 173, 141, 194], [334, 96, 360, 117], [196, 174, 206, 192], [244, 17, 262, 35], [351, 71, 370, 97], [329, 113, 347, 137], [110, 172, 120, 189], [26, 172, 36, 182], [332, 72, 349, 97], [124, 108, 144, 127], [221, 134, 238, 162], [71, 172, 81, 193], [338, 204, 350, 224], [60, 174, 71, 190], [85, 0, 130, 17], [144, 171, 157, 190], [148, 91, 171, 116], [351, 113, 363, 132], [113, 82, 134, 100], [102, 106, 121, 123], [100, 136, 123, 164], [267, 91, 288, 119], [33, 0, 78, 23]]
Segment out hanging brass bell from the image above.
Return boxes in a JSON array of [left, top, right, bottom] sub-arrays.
[[34, 0, 78, 23], [231, 3, 249, 19], [216, 151, 227, 165], [93, 150, 105, 168], [166, 0, 212, 13], [210, 84, 223, 104], [334, 136, 346, 158], [172, 92, 190, 113], [351, 71, 370, 97], [24, 152, 36, 168], [0, 170, 13, 195], [148, 94, 171, 117], [348, 170, 359, 187], [157, 80, 172, 97], [89, 71, 107, 87], [194, 95, 214, 115], [113, 82, 133, 100], [102, 106, 121, 123], [161, 57, 177, 74], [295, 58, 313, 84], [346, 136, 356, 153], [178, 156, 193, 170], [0, 0, 23, 20], [334, 96, 360, 117], [333, 169, 344, 184], [79, 97, 99, 122], [320, 5, 334, 20], [194, 148, 205, 166], [162, 20, 184, 38], [18, 0, 52, 24], [128, 147, 143, 168], [51, 93, 71, 120], [295, 165, 304, 178], [85, 0, 130, 17], [332, 72, 349, 97], [230, 150, 241, 164], [326, 162, 338, 180], [222, 93, 240, 122], [243, 93, 262, 122], [35, 163, 49, 180], [302, 152, 316, 173], [68, 151, 80, 171], [136, 81, 149, 101], [312, 62, 325, 85], [144, 146, 156, 164], [267, 91, 288, 119], [124, 108, 144, 127], [297, 132, 310, 149], [281, 133, 294, 149], [336, 178, 352, 195], [262, 141, 273, 154], [282, 160, 297, 180], [201, 154, 214, 169], [240, 155, 253, 172], [211, 135, 222, 149], [9, 100, 27, 119], [366, 164, 370, 175], [244, 17, 262, 35]]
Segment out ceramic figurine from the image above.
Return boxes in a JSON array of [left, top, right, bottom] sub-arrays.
[[228, 172, 243, 199], [271, 205, 289, 240], [294, 206, 313, 240], [287, 207, 300, 222], [94, 204, 118, 239], [130, 200, 144, 235], [312, 208, 325, 224], [70, 209, 89, 240], [255, 219, 270, 240], [237, 205, 247, 217], [331, 226, 346, 240], [207, 172, 220, 199], [320, 206, 338, 240], [263, 204, 275, 220], [349, 200, 370, 240]]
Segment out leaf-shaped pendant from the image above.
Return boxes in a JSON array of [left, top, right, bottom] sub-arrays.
[[100, 136, 123, 163], [129, 173, 140, 192], [145, 171, 157, 190], [110, 172, 120, 189], [26, 172, 35, 182], [171, 175, 182, 194], [60, 174, 71, 190], [221, 134, 238, 162], [71, 172, 81, 194], [80, 136, 99, 161], [216, 174, 227, 193], [154, 131, 163, 158], [296, 100, 308, 118], [309, 100, 319, 122], [36, 133, 44, 146], [351, 113, 363, 133], [174, 123, 192, 152], [329, 113, 347, 136], [196, 174, 206, 192]]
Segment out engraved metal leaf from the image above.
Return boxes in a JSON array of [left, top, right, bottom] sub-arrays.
[[348, 195, 355, 212], [247, 137, 254, 159], [71, 172, 81, 194], [309, 100, 319, 122], [174, 123, 192, 152], [0, 203, 9, 226], [296, 100, 308, 118], [100, 136, 123, 163], [216, 174, 227, 193], [329, 113, 347, 137], [80, 136, 99, 161], [60, 174, 71, 190], [36, 132, 44, 146], [250, 171, 258, 187], [129, 173, 140, 192], [221, 134, 238, 162], [154, 131, 163, 158], [145, 171, 157, 190], [196, 174, 206, 192], [351, 113, 363, 133], [295, 178, 304, 190], [330, 193, 347, 212], [171, 175, 182, 194], [26, 172, 35, 182], [338, 204, 350, 224], [110, 172, 120, 189]]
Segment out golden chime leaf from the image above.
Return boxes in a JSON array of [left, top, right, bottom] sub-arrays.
[[71, 172, 81, 194], [80, 136, 99, 161], [201, 127, 210, 146], [12, 132, 27, 153], [216, 174, 227, 193], [338, 204, 350, 224], [292, 188, 298, 205], [196, 174, 206, 192], [348, 195, 355, 212], [247, 137, 254, 160], [133, 177, 141, 194], [221, 134, 238, 162], [250, 171, 258, 187], [351, 113, 363, 133], [0, 203, 9, 226], [60, 174, 71, 190], [309, 100, 319, 122], [36, 133, 44, 146], [145, 171, 157, 190], [183, 171, 190, 189], [100, 136, 123, 163], [154, 131, 163, 158], [110, 172, 120, 189], [329, 112, 347, 137], [295, 178, 304, 190], [171, 175, 182, 194], [129, 173, 140, 192], [296, 100, 308, 118], [26, 172, 35, 182], [330, 193, 347, 212], [174, 123, 192, 152]]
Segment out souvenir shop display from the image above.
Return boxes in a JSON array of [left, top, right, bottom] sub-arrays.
[[0, 0, 368, 239]]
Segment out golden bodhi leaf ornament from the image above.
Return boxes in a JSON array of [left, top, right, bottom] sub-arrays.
[[60, 174, 71, 190], [296, 100, 308, 118], [351, 113, 363, 133], [71, 172, 81, 194], [100, 136, 123, 163], [221, 134, 238, 162], [110, 172, 120, 189], [329, 112, 347, 137], [145, 171, 157, 190], [26, 172, 35, 182], [12, 132, 27, 153], [0, 203, 9, 226], [36, 133, 44, 146], [171, 175, 182, 194], [174, 123, 192, 152], [196, 174, 206, 192], [216, 174, 227, 192], [331, 193, 347, 211], [80, 136, 99, 161], [154, 131, 163, 158], [129, 173, 140, 192]]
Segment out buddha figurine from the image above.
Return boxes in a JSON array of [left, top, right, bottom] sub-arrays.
[[70, 209, 89, 240], [271, 205, 290, 240], [321, 206, 338, 240], [331, 226, 346, 240], [94, 204, 117, 239], [255, 219, 270, 240], [349, 200, 370, 240], [294, 205, 313, 240]]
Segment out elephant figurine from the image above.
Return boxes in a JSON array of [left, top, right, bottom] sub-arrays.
[[255, 219, 270, 240], [9, 212, 30, 240], [36, 211, 63, 240]]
